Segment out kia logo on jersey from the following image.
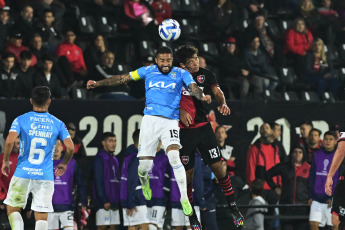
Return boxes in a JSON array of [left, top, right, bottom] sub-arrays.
[[181, 156, 189, 165], [197, 75, 205, 83]]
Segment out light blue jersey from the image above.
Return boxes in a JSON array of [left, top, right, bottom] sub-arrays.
[[130, 65, 195, 119], [9, 111, 70, 181]]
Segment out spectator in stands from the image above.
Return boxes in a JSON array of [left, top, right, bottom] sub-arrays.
[[0, 137, 19, 204], [296, 0, 320, 32], [93, 132, 121, 230], [307, 128, 323, 164], [303, 38, 338, 97], [309, 131, 339, 230], [245, 179, 267, 230], [266, 144, 310, 230], [0, 52, 18, 98], [246, 123, 281, 205], [269, 122, 287, 163], [48, 139, 88, 230], [150, 0, 171, 25], [29, 33, 50, 69], [205, 0, 239, 41], [55, 29, 88, 81], [5, 31, 37, 66], [84, 34, 108, 71], [63, 122, 87, 162], [318, 0, 338, 17], [123, 0, 157, 40], [298, 120, 313, 150], [91, 51, 130, 96], [215, 126, 236, 175], [120, 130, 150, 230], [34, 55, 63, 98], [317, 0, 339, 43], [35, 9, 63, 52], [15, 50, 35, 98], [0, 6, 12, 52], [199, 56, 207, 69], [218, 36, 254, 99], [244, 33, 273, 96], [284, 17, 313, 78], [12, 5, 35, 45]]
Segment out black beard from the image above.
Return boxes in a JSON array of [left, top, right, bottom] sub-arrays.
[[157, 65, 172, 75]]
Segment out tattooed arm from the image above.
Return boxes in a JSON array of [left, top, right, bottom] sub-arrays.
[[86, 73, 133, 89], [188, 83, 211, 103]]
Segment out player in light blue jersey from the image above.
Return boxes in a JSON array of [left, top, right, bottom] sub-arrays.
[[1, 86, 74, 230], [87, 46, 210, 230]]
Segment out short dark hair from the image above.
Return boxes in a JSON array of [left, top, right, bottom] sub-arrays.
[[31, 86, 51, 106], [156, 46, 173, 57], [44, 9, 54, 16], [324, 130, 338, 140], [309, 128, 321, 136], [269, 122, 279, 130], [2, 52, 15, 60], [20, 50, 32, 61], [215, 125, 226, 133], [42, 54, 54, 62], [175, 45, 198, 65], [250, 179, 264, 196], [132, 129, 140, 145], [102, 132, 116, 141], [300, 120, 313, 127]]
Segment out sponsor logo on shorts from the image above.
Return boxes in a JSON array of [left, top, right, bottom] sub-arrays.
[[181, 156, 189, 165]]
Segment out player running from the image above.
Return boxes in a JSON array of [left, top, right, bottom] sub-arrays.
[[1, 86, 74, 230], [175, 45, 244, 227], [87, 46, 210, 229]]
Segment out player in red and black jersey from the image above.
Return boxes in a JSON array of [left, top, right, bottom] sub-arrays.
[[175, 45, 243, 228], [325, 132, 345, 229]]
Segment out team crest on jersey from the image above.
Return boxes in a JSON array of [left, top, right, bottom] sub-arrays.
[[197, 75, 205, 83], [171, 72, 176, 78], [181, 156, 189, 165]]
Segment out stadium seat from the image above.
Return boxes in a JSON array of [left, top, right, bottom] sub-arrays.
[[279, 19, 293, 36], [266, 19, 281, 39], [322, 92, 337, 103], [179, 19, 200, 39], [96, 16, 115, 35], [324, 44, 339, 66], [279, 67, 297, 87], [338, 44, 345, 65], [78, 15, 96, 34], [263, 90, 282, 101], [282, 91, 299, 101], [299, 91, 320, 102], [165, 0, 182, 13], [138, 40, 156, 59], [198, 42, 220, 65], [70, 87, 87, 99], [114, 63, 132, 75], [179, 0, 201, 15]]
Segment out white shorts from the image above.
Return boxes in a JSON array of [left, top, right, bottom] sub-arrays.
[[171, 206, 200, 227], [4, 176, 54, 212], [96, 209, 120, 226], [123, 205, 150, 226], [148, 206, 166, 228], [138, 115, 181, 157], [47, 211, 74, 229], [309, 200, 333, 227]]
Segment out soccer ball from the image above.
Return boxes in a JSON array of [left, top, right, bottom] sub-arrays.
[[158, 19, 181, 41]]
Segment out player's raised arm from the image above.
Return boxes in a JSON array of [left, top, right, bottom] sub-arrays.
[[1, 132, 18, 177], [87, 73, 133, 89], [188, 83, 211, 103], [212, 86, 231, 116]]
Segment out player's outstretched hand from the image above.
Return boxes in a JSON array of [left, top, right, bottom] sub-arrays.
[[180, 108, 192, 127], [325, 175, 333, 196], [1, 161, 10, 177], [202, 95, 211, 104], [217, 104, 231, 116], [86, 80, 97, 89], [54, 163, 67, 176]]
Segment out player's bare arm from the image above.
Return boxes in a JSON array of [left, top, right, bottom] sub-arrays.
[[87, 73, 133, 89], [55, 137, 74, 176], [189, 83, 211, 103], [1, 132, 18, 177], [212, 86, 231, 116], [325, 141, 345, 195], [179, 108, 192, 127]]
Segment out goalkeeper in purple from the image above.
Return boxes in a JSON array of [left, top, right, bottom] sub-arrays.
[[87, 46, 210, 229], [1, 86, 74, 230]]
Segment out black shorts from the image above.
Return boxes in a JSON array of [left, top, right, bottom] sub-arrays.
[[332, 177, 345, 222], [180, 123, 222, 170]]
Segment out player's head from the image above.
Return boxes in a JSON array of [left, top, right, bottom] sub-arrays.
[[102, 132, 117, 154], [54, 139, 63, 159], [30, 86, 51, 108], [308, 128, 321, 145], [155, 46, 173, 75], [250, 179, 264, 196], [323, 130, 338, 151], [132, 129, 140, 146], [175, 45, 199, 73], [215, 126, 227, 143]]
